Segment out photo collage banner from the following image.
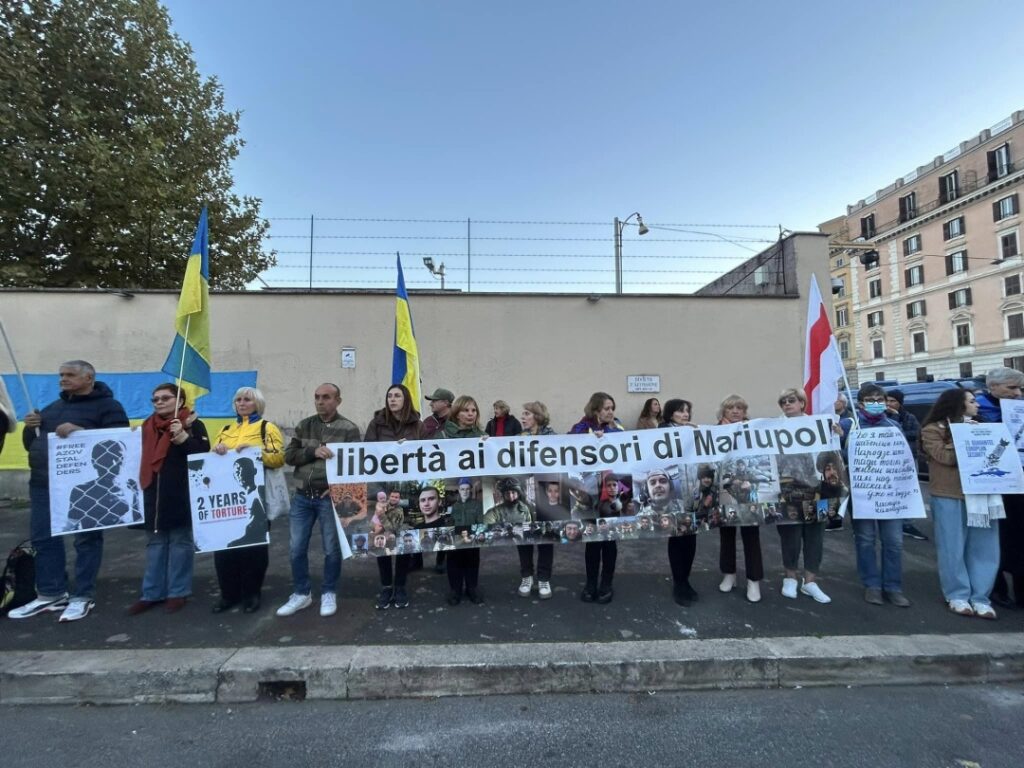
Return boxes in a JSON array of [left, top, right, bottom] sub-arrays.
[[326, 415, 849, 558]]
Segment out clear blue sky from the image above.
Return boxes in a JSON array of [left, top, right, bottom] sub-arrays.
[[162, 0, 1024, 292]]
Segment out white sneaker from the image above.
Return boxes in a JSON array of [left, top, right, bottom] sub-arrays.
[[746, 580, 762, 603], [800, 581, 831, 604], [719, 574, 737, 593], [275, 593, 312, 617], [8, 593, 69, 619], [319, 592, 337, 617], [537, 581, 552, 599], [781, 577, 798, 599], [517, 576, 534, 597], [58, 599, 95, 622]]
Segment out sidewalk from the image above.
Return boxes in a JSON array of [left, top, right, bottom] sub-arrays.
[[2, 501, 1022, 704]]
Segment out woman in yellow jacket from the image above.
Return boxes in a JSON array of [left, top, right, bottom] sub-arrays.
[[211, 386, 285, 614]]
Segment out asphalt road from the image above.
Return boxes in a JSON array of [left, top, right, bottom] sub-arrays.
[[2, 684, 1020, 768]]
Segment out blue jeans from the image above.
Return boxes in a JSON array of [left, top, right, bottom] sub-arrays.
[[852, 517, 903, 591], [931, 495, 1000, 604], [141, 528, 195, 600], [29, 483, 103, 600], [289, 493, 341, 595]]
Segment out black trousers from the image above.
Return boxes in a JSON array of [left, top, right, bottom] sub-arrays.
[[994, 494, 1024, 604], [718, 525, 763, 581], [447, 548, 480, 594], [214, 544, 269, 602], [377, 554, 412, 588], [517, 544, 554, 580], [667, 534, 697, 585], [584, 540, 617, 588]]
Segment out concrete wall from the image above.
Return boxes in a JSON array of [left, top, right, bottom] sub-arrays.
[[0, 233, 831, 497]]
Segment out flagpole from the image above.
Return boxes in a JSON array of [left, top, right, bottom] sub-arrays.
[[0, 318, 39, 436], [176, 314, 191, 399]]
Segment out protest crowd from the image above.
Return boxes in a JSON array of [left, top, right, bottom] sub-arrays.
[[3, 359, 1023, 629]]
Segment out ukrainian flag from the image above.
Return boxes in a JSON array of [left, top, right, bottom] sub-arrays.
[[392, 255, 421, 410], [161, 208, 211, 404]]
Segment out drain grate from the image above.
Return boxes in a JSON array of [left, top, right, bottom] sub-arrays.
[[258, 680, 307, 701]]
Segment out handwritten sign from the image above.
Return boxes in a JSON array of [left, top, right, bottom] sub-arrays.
[[847, 426, 925, 519]]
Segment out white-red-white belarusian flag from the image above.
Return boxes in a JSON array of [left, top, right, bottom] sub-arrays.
[[803, 275, 846, 415]]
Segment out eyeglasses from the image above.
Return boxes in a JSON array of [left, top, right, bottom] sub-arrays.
[[779, 397, 800, 405], [151, 395, 176, 403]]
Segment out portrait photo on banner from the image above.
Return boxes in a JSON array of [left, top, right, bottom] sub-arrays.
[[48, 427, 143, 536], [188, 447, 269, 553]]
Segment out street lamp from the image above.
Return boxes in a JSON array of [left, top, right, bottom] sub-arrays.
[[423, 256, 446, 290], [614, 212, 649, 294]]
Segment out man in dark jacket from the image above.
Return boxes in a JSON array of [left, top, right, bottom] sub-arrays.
[[885, 389, 927, 541], [9, 360, 129, 622]]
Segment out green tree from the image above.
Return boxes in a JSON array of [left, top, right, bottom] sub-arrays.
[[0, 0, 274, 288]]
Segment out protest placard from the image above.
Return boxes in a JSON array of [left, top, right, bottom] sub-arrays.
[[48, 427, 143, 536], [188, 447, 269, 553], [847, 426, 926, 519], [999, 399, 1024, 465], [950, 422, 1024, 495]]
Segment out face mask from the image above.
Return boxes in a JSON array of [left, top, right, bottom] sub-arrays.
[[863, 402, 887, 416]]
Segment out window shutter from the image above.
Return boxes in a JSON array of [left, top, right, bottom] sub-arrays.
[[994, 200, 1001, 221], [1012, 193, 1020, 215], [904, 268, 911, 287], [988, 150, 998, 182], [945, 254, 953, 275], [963, 250, 969, 272], [948, 292, 956, 310], [966, 287, 973, 305], [921, 300, 927, 316]]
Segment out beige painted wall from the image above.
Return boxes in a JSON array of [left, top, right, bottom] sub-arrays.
[[0, 234, 829, 437]]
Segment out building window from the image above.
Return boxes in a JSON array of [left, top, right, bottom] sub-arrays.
[[1009, 313, 1024, 340], [994, 194, 1020, 221], [1001, 231, 1020, 260], [875, 371, 886, 382], [839, 339, 850, 359], [988, 143, 1012, 181], [912, 331, 927, 354], [1006, 275, 1022, 296], [869, 278, 882, 299], [860, 214, 876, 239], [835, 307, 848, 327], [916, 367, 929, 382], [904, 265, 924, 287], [943, 216, 965, 240], [835, 257, 845, 268], [906, 299, 927, 318], [945, 250, 969, 275], [939, 170, 959, 203], [867, 310, 884, 328], [903, 234, 922, 256], [960, 362, 973, 378], [872, 339, 884, 359], [948, 287, 973, 309], [1005, 356, 1024, 371], [955, 323, 972, 347], [899, 192, 917, 223]]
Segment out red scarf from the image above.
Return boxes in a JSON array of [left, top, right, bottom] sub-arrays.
[[141, 407, 190, 489]]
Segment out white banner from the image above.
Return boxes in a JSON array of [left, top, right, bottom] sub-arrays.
[[326, 415, 838, 484], [847, 426, 926, 519], [188, 447, 270, 553], [48, 427, 143, 536], [999, 399, 1024, 465], [950, 422, 1024, 495]]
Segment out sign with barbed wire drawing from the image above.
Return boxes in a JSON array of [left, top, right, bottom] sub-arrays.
[[188, 447, 270, 552], [327, 416, 849, 557], [950, 422, 1024, 495], [48, 427, 143, 536], [999, 399, 1024, 465]]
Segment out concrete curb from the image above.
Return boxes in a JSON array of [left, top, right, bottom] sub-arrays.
[[2, 633, 1023, 705]]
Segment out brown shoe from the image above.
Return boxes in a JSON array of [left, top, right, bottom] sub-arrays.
[[127, 599, 160, 616], [164, 597, 187, 614]]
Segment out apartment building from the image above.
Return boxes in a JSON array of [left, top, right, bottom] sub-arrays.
[[818, 215, 857, 383], [825, 110, 1024, 384]]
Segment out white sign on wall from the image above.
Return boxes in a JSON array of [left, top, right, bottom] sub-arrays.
[[627, 375, 660, 394]]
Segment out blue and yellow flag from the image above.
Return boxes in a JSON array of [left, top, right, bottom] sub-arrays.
[[161, 208, 211, 405], [392, 255, 422, 410]]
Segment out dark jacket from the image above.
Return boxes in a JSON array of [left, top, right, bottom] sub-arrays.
[[892, 407, 921, 451], [286, 412, 360, 494], [143, 419, 210, 532], [485, 414, 522, 437], [0, 409, 9, 455], [364, 410, 424, 442], [23, 381, 129, 487], [974, 391, 1002, 424]]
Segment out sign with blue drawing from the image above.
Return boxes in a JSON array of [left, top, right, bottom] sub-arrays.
[[950, 422, 1024, 495], [999, 399, 1024, 464]]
